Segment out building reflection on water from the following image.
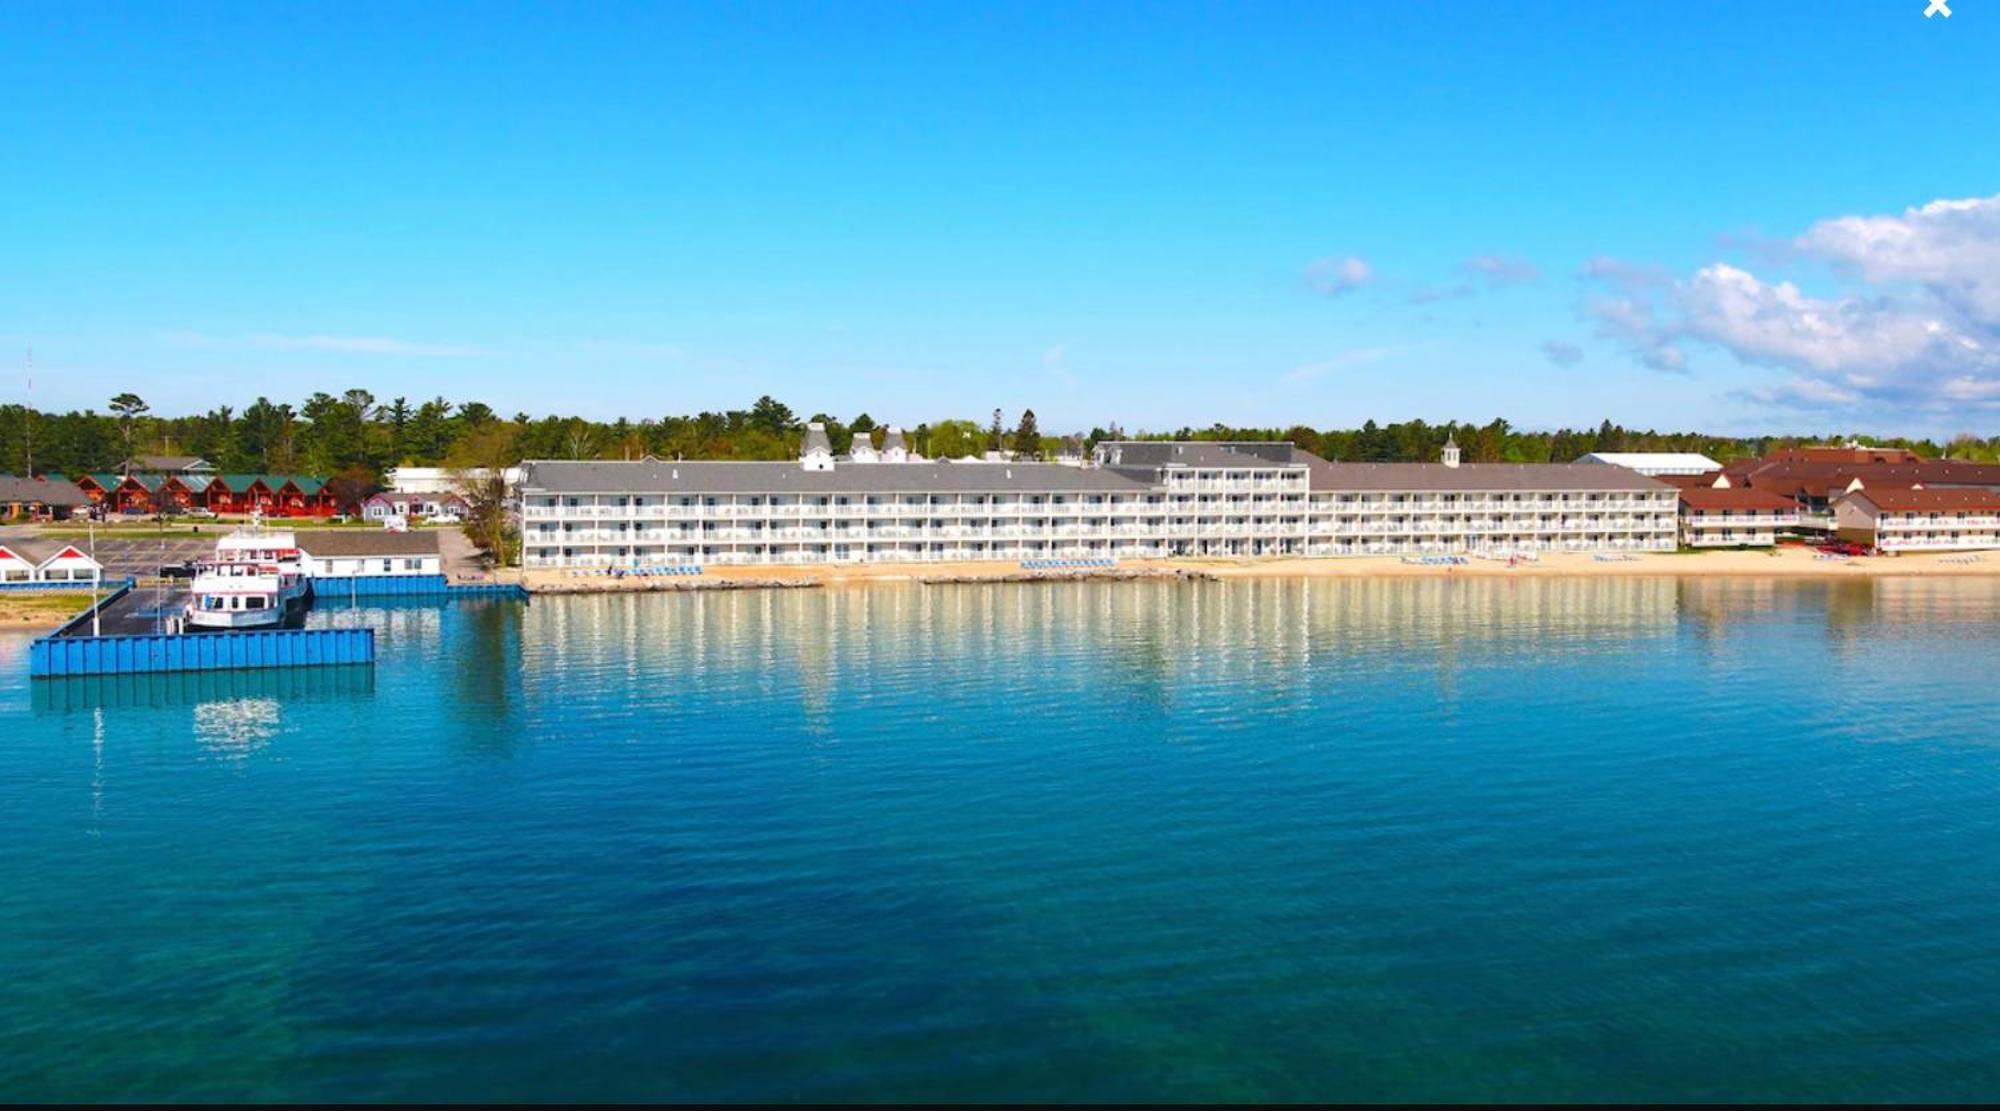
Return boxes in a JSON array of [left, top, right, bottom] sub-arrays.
[[516, 577, 1690, 724], [1676, 576, 2000, 654], [17, 574, 1998, 758]]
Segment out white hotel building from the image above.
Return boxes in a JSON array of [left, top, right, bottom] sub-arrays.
[[517, 429, 1679, 568]]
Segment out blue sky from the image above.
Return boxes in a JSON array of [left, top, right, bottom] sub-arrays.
[[4, 1, 1997, 435]]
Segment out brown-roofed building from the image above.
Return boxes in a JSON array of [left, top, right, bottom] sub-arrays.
[[1719, 448, 2000, 523], [1834, 488, 2000, 553], [122, 455, 216, 475], [1784, 445, 1924, 466], [0, 475, 91, 521], [1678, 487, 1800, 548], [295, 530, 443, 578]]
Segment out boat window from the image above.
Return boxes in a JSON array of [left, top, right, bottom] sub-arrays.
[[245, 596, 266, 610]]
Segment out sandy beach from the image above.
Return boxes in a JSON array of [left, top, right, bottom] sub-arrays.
[[515, 545, 1999, 594]]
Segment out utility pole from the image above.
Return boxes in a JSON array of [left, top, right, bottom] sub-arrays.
[[88, 513, 101, 638], [22, 348, 33, 477]]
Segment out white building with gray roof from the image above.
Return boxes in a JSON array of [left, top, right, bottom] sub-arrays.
[[516, 424, 1678, 567]]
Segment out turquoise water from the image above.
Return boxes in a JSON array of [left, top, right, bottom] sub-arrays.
[[4, 577, 2000, 1102]]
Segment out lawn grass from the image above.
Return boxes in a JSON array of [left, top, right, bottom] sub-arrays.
[[0, 591, 99, 625]]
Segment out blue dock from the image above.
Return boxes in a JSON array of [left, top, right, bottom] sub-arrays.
[[23, 572, 523, 679], [311, 574, 529, 600], [30, 625, 376, 678], [27, 581, 377, 679]]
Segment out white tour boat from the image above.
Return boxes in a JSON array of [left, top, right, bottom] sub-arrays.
[[184, 521, 311, 631]]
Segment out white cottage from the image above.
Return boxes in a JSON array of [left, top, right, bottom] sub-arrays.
[[295, 530, 445, 577], [0, 539, 104, 583]]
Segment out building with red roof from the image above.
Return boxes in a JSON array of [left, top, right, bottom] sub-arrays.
[[1677, 487, 1800, 547], [1833, 488, 2000, 554]]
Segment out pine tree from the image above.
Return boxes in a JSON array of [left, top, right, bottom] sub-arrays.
[[1013, 409, 1041, 460]]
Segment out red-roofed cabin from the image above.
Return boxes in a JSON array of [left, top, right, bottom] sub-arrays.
[[197, 476, 337, 517], [74, 474, 116, 506], [270, 478, 337, 518], [101, 473, 203, 515], [199, 476, 274, 516]]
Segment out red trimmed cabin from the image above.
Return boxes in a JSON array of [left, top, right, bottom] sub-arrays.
[[199, 475, 338, 518]]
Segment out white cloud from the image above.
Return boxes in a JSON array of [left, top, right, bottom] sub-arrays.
[[1578, 256, 1671, 293], [1583, 294, 1687, 374], [1675, 264, 1961, 377], [1461, 254, 1541, 286], [1575, 195, 2000, 412], [1304, 255, 1373, 298], [1794, 193, 2000, 324]]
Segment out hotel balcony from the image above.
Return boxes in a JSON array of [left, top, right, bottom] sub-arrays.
[[1879, 516, 2000, 530], [1881, 536, 2000, 550]]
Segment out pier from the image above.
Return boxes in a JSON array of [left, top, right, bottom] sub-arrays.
[[26, 580, 375, 679], [309, 573, 530, 600]]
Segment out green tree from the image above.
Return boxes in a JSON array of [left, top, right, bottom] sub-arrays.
[[1013, 409, 1042, 460], [925, 419, 981, 459], [109, 393, 148, 462], [749, 395, 797, 436]]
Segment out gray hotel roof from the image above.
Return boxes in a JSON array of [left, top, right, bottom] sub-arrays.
[[1304, 459, 1672, 493], [1095, 441, 1301, 468], [521, 459, 1158, 495], [523, 455, 1673, 497], [0, 475, 90, 506], [296, 530, 442, 557]]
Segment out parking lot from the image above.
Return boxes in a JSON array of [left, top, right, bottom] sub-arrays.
[[74, 536, 216, 580]]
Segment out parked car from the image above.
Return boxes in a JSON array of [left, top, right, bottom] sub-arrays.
[[329, 513, 351, 524], [430, 513, 462, 525], [158, 560, 200, 579], [177, 506, 216, 519]]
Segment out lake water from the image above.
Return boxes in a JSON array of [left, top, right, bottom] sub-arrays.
[[4, 577, 2000, 1102]]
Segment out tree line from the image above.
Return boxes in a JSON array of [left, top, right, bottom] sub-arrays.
[[5, 391, 1996, 485]]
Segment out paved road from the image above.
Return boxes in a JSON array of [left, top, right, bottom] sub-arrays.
[[55, 583, 189, 638], [437, 526, 490, 580]]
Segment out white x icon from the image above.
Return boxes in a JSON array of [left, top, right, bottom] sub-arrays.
[[1925, 0, 1951, 17]]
